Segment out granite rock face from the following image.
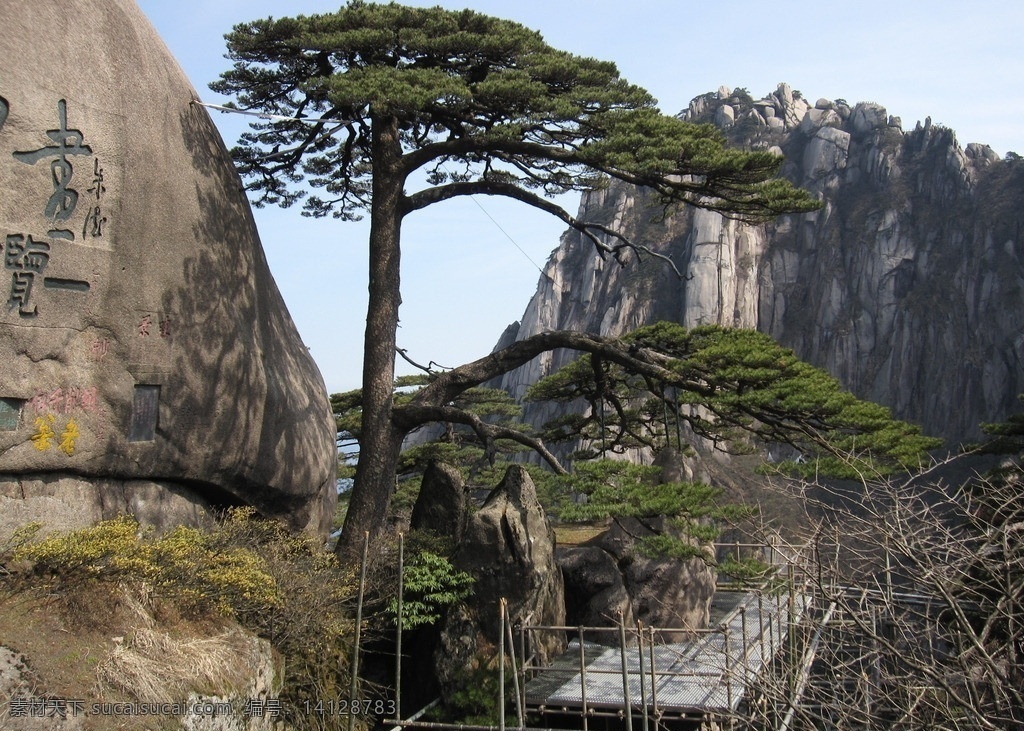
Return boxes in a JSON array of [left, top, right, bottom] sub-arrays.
[[0, 0, 337, 536], [452, 465, 565, 638], [410, 461, 467, 542], [557, 544, 633, 631], [433, 465, 565, 701], [496, 84, 1024, 445]]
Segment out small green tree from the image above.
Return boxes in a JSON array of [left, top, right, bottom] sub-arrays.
[[385, 549, 473, 629], [554, 459, 749, 561], [212, 2, 820, 558]]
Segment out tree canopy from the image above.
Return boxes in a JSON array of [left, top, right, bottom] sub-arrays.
[[527, 323, 941, 479], [336, 323, 941, 498], [212, 1, 823, 557], [212, 1, 817, 230]]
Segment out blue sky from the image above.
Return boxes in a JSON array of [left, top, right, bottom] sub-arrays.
[[136, 0, 1023, 395]]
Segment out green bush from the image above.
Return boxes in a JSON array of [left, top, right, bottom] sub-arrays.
[[386, 549, 473, 629], [9, 510, 363, 731], [14, 514, 280, 616]]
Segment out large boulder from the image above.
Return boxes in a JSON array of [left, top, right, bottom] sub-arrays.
[[556, 451, 717, 642], [0, 0, 337, 536], [453, 465, 565, 638], [598, 517, 716, 640], [434, 465, 565, 699], [557, 517, 716, 643], [557, 544, 633, 643], [410, 461, 467, 543]]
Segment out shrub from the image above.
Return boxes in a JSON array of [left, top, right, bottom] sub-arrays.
[[386, 549, 473, 629], [9, 510, 363, 731], [14, 514, 280, 616]]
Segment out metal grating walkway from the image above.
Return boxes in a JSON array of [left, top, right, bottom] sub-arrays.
[[525, 590, 810, 715]]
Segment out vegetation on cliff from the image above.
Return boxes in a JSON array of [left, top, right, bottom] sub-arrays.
[[2, 510, 361, 730]]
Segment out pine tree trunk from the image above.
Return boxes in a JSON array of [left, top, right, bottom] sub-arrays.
[[336, 114, 405, 561]]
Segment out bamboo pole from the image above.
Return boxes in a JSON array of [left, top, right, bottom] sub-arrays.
[[578, 626, 589, 731], [777, 600, 838, 731], [618, 613, 634, 731], [636, 621, 649, 731], [739, 605, 748, 683], [647, 626, 659, 731], [757, 592, 767, 668], [722, 624, 733, 712], [787, 563, 796, 694], [349, 531, 370, 731], [395, 532, 404, 722], [499, 599, 506, 731], [504, 604, 524, 730]]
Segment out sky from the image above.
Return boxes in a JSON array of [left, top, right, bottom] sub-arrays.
[[135, 0, 1024, 395]]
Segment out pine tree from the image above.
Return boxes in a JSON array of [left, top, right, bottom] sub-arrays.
[[527, 323, 941, 478], [212, 2, 822, 557]]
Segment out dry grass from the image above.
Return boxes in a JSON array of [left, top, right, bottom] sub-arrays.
[[553, 524, 608, 546], [97, 625, 260, 704]]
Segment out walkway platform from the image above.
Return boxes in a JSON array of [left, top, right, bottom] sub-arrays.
[[525, 590, 810, 717]]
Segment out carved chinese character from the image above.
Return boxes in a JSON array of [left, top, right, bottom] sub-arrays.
[[79, 386, 99, 413], [83, 158, 107, 238], [5, 234, 50, 271], [4, 234, 54, 317], [13, 99, 93, 230], [90, 337, 110, 360], [83, 205, 106, 237]]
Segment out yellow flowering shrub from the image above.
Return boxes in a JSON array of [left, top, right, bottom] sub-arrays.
[[14, 514, 279, 616], [8, 509, 361, 730], [15, 515, 151, 580]]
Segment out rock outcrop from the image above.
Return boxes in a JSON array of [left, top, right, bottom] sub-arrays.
[[557, 450, 718, 642], [0, 0, 337, 536], [410, 461, 467, 542], [496, 84, 1024, 446], [426, 465, 565, 701]]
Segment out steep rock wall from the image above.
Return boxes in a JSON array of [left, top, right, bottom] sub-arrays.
[[497, 84, 1024, 444]]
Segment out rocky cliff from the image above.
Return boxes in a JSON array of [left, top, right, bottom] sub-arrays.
[[496, 84, 1024, 445]]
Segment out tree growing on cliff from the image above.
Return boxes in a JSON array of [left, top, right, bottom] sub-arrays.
[[333, 323, 940, 549], [527, 323, 941, 479], [211, 2, 822, 557]]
